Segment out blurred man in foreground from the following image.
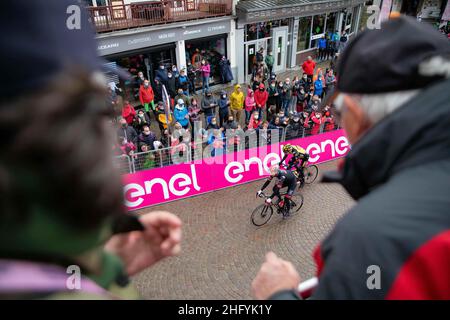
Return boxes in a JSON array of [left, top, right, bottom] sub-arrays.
[[252, 16, 450, 299], [0, 1, 181, 299]]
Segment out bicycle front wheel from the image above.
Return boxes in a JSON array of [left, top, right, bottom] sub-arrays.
[[304, 165, 319, 184], [251, 204, 274, 226]]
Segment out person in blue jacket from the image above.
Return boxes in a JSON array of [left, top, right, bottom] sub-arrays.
[[314, 75, 324, 98], [318, 36, 327, 61], [174, 99, 189, 129]]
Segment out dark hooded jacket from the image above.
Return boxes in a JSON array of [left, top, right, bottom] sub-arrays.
[[272, 79, 450, 300]]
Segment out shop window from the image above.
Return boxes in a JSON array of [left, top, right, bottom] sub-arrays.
[[312, 14, 326, 36], [326, 12, 337, 35], [297, 16, 312, 52], [351, 6, 358, 33], [345, 9, 353, 32], [185, 35, 228, 89], [258, 22, 272, 39], [246, 24, 258, 41]]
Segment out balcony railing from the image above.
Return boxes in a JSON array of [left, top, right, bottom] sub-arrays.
[[87, 0, 232, 33]]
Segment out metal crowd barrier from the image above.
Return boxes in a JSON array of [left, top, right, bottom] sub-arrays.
[[114, 126, 341, 174]]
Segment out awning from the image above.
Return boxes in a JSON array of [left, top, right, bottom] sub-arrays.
[[236, 0, 366, 24]]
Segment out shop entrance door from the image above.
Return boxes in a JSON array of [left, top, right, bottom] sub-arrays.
[[245, 40, 268, 80], [272, 26, 288, 74]]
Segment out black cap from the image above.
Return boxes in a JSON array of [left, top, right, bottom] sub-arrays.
[[0, 0, 128, 102], [337, 16, 450, 94]]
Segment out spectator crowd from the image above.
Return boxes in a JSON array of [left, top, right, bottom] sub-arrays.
[[110, 53, 340, 171]]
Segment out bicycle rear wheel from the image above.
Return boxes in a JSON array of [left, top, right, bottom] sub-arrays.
[[290, 193, 304, 214], [304, 165, 319, 184], [251, 204, 274, 226]]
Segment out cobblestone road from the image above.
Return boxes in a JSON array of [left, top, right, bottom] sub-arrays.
[[132, 160, 354, 299]]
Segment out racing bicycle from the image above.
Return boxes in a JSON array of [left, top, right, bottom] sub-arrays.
[[251, 191, 304, 226]]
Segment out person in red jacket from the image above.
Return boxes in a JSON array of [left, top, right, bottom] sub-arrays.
[[139, 79, 155, 119], [122, 100, 136, 126], [247, 111, 262, 130], [310, 110, 324, 135], [254, 83, 269, 121], [302, 56, 316, 83]]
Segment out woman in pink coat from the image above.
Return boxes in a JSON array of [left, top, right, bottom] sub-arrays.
[[244, 88, 256, 125]]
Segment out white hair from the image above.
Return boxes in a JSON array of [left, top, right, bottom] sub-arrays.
[[349, 90, 420, 124]]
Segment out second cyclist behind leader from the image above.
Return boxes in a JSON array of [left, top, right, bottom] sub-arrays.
[[257, 165, 298, 219], [279, 144, 310, 188]]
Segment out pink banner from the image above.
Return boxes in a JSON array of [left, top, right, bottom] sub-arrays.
[[123, 130, 350, 211]]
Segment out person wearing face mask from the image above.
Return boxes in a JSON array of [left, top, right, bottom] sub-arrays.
[[152, 78, 163, 107], [121, 100, 136, 126], [135, 109, 151, 133], [307, 95, 321, 112], [117, 118, 138, 147], [290, 77, 301, 115], [171, 65, 179, 78], [267, 80, 278, 122], [310, 110, 324, 135], [324, 69, 336, 98], [201, 89, 218, 126], [254, 83, 268, 121], [285, 112, 302, 139], [136, 71, 145, 88], [265, 51, 274, 76], [230, 84, 244, 123], [276, 81, 284, 114], [281, 78, 292, 115], [188, 97, 202, 132], [323, 108, 336, 132], [206, 117, 220, 131], [299, 73, 309, 89], [245, 88, 256, 125], [177, 69, 189, 96], [218, 90, 230, 128], [186, 61, 197, 94], [138, 125, 156, 151], [174, 99, 190, 130], [155, 62, 168, 86], [166, 71, 177, 99], [174, 88, 190, 107], [200, 59, 211, 94], [223, 115, 237, 131], [248, 111, 262, 130], [139, 79, 155, 120], [156, 101, 173, 139], [296, 86, 307, 113], [219, 56, 233, 84], [314, 75, 324, 99]]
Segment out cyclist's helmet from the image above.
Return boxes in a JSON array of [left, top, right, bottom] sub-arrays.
[[283, 144, 293, 153], [269, 164, 280, 176]]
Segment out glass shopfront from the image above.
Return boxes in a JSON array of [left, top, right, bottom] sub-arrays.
[[297, 11, 339, 53], [244, 19, 290, 77], [105, 44, 176, 103], [297, 16, 312, 51], [185, 34, 228, 89]]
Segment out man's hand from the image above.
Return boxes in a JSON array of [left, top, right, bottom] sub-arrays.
[[251, 252, 301, 300], [256, 190, 263, 197], [105, 211, 182, 276]]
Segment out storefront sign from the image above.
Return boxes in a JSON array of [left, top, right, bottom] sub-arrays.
[[237, 0, 365, 24], [97, 20, 231, 56], [123, 130, 350, 210]]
